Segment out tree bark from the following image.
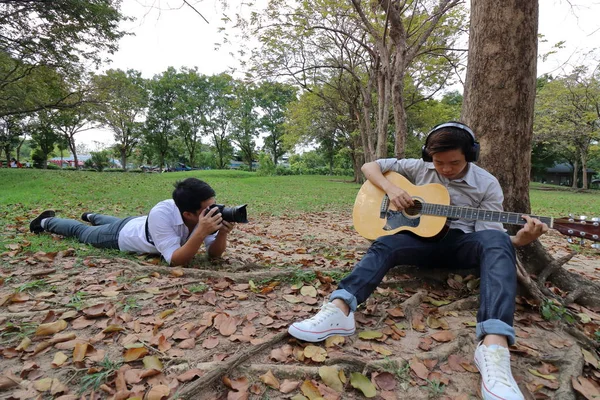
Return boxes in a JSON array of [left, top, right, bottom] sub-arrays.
[[462, 0, 539, 215]]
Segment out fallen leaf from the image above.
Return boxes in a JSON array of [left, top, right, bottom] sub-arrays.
[[358, 330, 383, 340], [325, 335, 345, 348], [304, 345, 327, 362], [259, 370, 280, 389], [143, 356, 163, 371], [72, 343, 89, 362], [52, 352, 68, 367], [431, 331, 455, 343], [123, 347, 149, 362], [33, 377, 53, 392], [528, 369, 556, 380], [371, 343, 392, 356], [300, 380, 321, 400], [410, 359, 429, 380], [279, 379, 300, 394], [319, 366, 343, 392], [300, 286, 317, 297], [145, 384, 170, 400], [350, 372, 376, 398], [203, 336, 219, 349], [177, 369, 203, 382], [35, 319, 67, 336], [572, 376, 600, 400]]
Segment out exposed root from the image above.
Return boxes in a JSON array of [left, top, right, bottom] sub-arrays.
[[553, 343, 584, 400], [404, 290, 427, 325], [177, 331, 289, 399], [537, 252, 576, 287], [438, 295, 479, 312]]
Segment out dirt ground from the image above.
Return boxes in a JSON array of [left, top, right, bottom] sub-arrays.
[[1, 212, 599, 400]]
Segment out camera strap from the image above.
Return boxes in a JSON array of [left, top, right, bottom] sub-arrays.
[[144, 216, 154, 245]]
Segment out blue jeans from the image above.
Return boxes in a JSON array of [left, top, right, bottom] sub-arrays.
[[330, 229, 517, 345], [44, 214, 135, 250]]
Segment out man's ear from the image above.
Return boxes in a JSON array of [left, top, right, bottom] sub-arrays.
[[181, 210, 196, 221]]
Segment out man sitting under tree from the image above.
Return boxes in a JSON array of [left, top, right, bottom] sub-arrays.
[[29, 178, 234, 266], [288, 122, 548, 400]]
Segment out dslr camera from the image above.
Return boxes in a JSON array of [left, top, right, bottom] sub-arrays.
[[208, 204, 248, 223]]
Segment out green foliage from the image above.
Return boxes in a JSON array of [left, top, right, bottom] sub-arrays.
[[0, 321, 38, 345], [15, 279, 48, 293], [188, 284, 209, 293], [79, 357, 122, 394], [67, 292, 88, 310], [89, 151, 111, 172], [121, 297, 140, 313], [426, 379, 445, 398], [257, 152, 277, 176], [540, 299, 575, 324]]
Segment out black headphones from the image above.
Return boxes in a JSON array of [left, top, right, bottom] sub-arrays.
[[421, 121, 480, 162]]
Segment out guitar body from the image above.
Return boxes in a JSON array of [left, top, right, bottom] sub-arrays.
[[353, 172, 450, 240]]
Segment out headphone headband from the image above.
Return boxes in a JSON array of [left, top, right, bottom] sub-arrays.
[[421, 121, 480, 162], [427, 122, 476, 142]]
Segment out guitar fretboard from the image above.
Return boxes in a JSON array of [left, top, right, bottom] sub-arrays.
[[419, 203, 554, 227]]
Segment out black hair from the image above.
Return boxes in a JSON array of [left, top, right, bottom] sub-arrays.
[[172, 178, 215, 213], [423, 121, 479, 161]]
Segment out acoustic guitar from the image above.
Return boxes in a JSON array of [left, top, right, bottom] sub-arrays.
[[352, 171, 600, 243]]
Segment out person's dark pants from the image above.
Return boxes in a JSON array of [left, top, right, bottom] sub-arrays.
[[44, 214, 135, 250], [330, 229, 517, 345]]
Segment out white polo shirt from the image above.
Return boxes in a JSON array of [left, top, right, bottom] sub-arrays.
[[117, 199, 216, 265]]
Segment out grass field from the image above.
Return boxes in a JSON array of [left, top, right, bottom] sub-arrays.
[[1, 168, 598, 254]]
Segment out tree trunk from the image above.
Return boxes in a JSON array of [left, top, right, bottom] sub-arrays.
[[572, 160, 578, 189], [461, 0, 538, 215]]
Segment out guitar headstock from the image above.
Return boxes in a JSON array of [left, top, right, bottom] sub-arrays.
[[553, 216, 600, 243]]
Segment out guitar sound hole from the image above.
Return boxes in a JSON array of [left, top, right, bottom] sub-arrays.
[[404, 200, 423, 217]]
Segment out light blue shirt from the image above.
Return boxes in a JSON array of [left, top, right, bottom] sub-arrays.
[[375, 158, 505, 233]]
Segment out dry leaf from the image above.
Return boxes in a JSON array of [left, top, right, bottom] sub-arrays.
[[145, 384, 170, 400], [51, 352, 67, 367], [143, 356, 163, 371], [35, 319, 67, 336], [279, 379, 300, 394], [259, 370, 280, 389], [33, 377, 53, 392], [72, 343, 89, 362], [300, 380, 321, 400], [123, 347, 149, 362]]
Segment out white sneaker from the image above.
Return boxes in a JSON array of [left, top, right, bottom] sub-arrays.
[[288, 303, 355, 342], [474, 342, 524, 400]]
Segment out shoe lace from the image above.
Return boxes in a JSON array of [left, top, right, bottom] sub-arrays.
[[482, 347, 512, 388], [305, 303, 339, 326]]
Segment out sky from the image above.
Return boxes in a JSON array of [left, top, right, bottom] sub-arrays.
[[77, 0, 600, 149]]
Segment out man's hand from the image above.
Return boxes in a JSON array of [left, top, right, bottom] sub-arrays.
[[386, 185, 414, 210], [511, 215, 549, 247], [218, 220, 235, 235], [195, 206, 223, 238]]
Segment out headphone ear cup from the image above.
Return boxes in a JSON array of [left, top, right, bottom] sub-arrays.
[[468, 142, 480, 162], [421, 145, 432, 162]]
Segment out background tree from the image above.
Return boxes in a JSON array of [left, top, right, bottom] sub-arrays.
[[205, 74, 235, 169], [534, 66, 600, 188], [256, 81, 297, 165], [93, 69, 148, 170], [230, 82, 259, 170], [30, 112, 59, 169], [0, 0, 127, 117], [144, 68, 179, 172]]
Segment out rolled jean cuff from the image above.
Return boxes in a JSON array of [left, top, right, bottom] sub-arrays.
[[476, 319, 516, 346], [329, 289, 358, 312]]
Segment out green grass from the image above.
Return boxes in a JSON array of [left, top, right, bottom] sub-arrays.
[[1, 169, 598, 254]]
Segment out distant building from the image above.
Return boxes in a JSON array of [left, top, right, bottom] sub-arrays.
[[48, 154, 122, 168], [534, 162, 597, 186]]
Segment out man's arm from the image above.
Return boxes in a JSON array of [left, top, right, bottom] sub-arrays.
[[170, 207, 222, 266], [206, 221, 234, 258], [362, 161, 414, 210]]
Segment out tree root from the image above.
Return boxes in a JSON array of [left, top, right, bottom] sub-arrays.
[[552, 342, 584, 400], [438, 295, 479, 313], [177, 331, 288, 399]]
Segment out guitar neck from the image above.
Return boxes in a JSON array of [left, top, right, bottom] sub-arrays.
[[420, 203, 554, 227]]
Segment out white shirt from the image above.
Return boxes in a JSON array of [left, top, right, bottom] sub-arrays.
[[118, 199, 217, 264], [376, 158, 505, 233]]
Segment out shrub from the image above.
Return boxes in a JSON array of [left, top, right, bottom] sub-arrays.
[[104, 168, 125, 173]]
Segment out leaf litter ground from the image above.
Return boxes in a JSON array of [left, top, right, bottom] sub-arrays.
[[1, 212, 599, 400]]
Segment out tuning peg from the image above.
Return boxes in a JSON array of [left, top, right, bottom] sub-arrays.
[[579, 216, 588, 221], [580, 239, 586, 246], [592, 217, 599, 226], [592, 243, 600, 250], [568, 237, 574, 244]]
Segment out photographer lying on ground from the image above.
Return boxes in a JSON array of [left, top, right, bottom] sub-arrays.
[[29, 178, 244, 266]]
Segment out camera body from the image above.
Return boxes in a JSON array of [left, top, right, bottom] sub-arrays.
[[208, 203, 248, 223]]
